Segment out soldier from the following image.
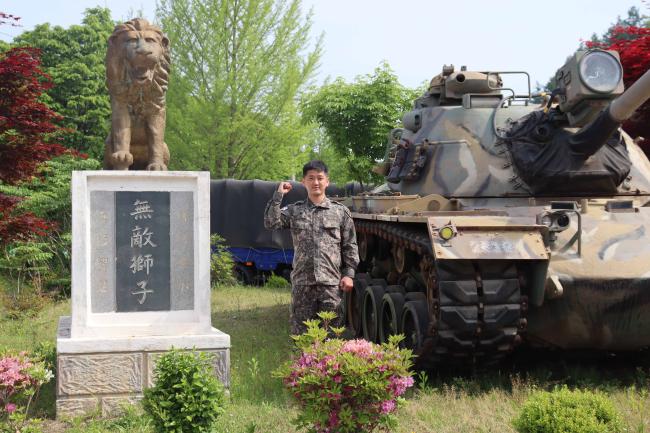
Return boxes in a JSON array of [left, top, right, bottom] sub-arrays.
[[264, 160, 359, 335]]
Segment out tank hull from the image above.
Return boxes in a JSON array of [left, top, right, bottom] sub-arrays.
[[529, 276, 650, 350], [348, 194, 650, 364]]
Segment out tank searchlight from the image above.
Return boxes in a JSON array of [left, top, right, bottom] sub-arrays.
[[553, 49, 650, 158]]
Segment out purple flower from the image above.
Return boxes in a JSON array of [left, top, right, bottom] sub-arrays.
[[328, 410, 339, 427], [388, 375, 415, 396], [380, 399, 396, 414], [4, 403, 17, 414]]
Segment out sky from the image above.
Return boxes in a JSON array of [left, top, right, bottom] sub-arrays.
[[1, 0, 648, 93]]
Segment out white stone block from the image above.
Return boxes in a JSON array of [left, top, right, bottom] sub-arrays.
[[70, 171, 213, 338]]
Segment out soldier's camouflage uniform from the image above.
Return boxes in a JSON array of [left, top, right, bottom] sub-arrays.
[[264, 190, 359, 335]]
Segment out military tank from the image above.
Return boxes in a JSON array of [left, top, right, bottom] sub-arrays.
[[345, 50, 650, 367]]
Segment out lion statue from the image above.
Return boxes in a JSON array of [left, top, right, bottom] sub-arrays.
[[104, 18, 171, 170]]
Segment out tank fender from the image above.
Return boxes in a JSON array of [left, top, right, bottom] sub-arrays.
[[427, 216, 550, 305]]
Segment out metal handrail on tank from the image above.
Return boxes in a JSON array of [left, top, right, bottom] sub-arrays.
[[485, 71, 533, 100], [484, 71, 535, 140]]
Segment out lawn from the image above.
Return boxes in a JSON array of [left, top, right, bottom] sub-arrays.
[[1, 282, 649, 432]]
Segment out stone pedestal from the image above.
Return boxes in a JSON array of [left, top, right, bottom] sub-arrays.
[[57, 171, 230, 419], [56, 317, 230, 418]]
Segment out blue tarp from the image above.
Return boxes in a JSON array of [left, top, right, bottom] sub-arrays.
[[228, 247, 293, 271]]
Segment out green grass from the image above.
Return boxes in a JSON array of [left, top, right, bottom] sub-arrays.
[[1, 281, 649, 433]]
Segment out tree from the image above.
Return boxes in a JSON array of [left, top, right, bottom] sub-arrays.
[[304, 129, 356, 186], [0, 36, 66, 244], [302, 63, 417, 185], [156, 0, 321, 180], [12, 8, 114, 159], [587, 6, 648, 45]]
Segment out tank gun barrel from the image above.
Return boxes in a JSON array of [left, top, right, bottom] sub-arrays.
[[570, 68, 650, 157], [609, 68, 650, 122]]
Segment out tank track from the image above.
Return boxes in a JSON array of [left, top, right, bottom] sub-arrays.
[[355, 219, 527, 366]]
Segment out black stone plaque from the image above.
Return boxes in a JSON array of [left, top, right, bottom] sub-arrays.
[[115, 191, 171, 312]]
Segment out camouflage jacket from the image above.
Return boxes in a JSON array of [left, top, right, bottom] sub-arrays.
[[264, 190, 359, 285]]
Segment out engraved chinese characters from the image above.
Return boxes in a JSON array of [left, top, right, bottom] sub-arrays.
[[116, 192, 171, 311]]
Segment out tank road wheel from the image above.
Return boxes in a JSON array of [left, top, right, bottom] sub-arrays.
[[401, 300, 430, 353], [347, 273, 370, 336], [358, 231, 372, 262], [379, 291, 405, 343], [386, 285, 406, 295], [405, 292, 427, 302], [392, 244, 415, 274], [362, 285, 386, 342]]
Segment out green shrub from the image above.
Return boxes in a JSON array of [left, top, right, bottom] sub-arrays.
[[0, 286, 51, 319], [210, 234, 236, 286], [33, 341, 56, 374], [143, 349, 225, 433], [0, 241, 52, 295], [265, 274, 290, 289], [513, 386, 624, 433]]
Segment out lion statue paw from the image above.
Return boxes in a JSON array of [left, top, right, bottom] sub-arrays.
[[110, 151, 134, 170], [146, 162, 168, 171]]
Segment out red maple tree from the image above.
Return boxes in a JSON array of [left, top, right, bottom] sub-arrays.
[[0, 15, 66, 245], [587, 26, 650, 154]]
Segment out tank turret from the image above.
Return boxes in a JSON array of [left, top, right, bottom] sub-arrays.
[[384, 51, 650, 196]]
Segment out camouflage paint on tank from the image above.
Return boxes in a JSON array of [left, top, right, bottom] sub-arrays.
[[351, 60, 650, 354], [391, 107, 650, 198]]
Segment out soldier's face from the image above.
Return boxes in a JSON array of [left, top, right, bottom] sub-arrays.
[[302, 169, 329, 200]]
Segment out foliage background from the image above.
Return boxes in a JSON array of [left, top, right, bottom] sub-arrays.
[[11, 8, 114, 159], [302, 62, 418, 185], [158, 0, 322, 180]]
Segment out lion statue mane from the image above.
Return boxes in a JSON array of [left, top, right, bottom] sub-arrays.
[[103, 18, 171, 170]]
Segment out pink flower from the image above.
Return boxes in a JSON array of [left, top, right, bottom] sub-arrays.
[[296, 353, 316, 368], [5, 403, 17, 414], [341, 339, 375, 358], [380, 399, 396, 414], [0, 356, 34, 395], [333, 375, 342, 383], [387, 375, 414, 397], [328, 410, 339, 427]]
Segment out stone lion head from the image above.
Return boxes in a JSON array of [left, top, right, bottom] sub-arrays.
[[106, 18, 170, 102]]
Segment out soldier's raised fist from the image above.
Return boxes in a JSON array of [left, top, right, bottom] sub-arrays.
[[278, 181, 292, 194]]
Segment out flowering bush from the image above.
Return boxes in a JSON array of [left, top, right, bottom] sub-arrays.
[[0, 351, 53, 432], [275, 312, 414, 433]]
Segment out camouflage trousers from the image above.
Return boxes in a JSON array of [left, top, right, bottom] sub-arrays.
[[290, 284, 343, 335]]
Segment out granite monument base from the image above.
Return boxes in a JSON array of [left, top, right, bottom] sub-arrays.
[[56, 317, 230, 419]]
